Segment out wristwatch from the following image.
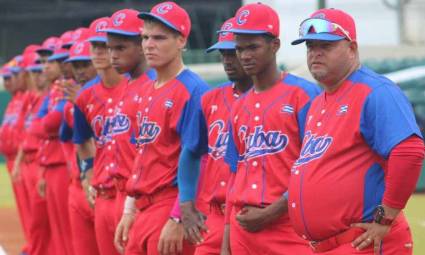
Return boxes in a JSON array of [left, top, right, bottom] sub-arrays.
[[373, 205, 394, 225]]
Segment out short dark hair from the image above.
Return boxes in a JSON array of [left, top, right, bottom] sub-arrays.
[[107, 32, 142, 45]]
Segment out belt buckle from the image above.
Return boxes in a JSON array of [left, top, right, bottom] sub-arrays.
[[309, 241, 318, 252]]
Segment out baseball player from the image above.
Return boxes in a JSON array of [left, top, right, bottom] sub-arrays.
[[36, 39, 74, 255], [102, 9, 155, 223], [73, 16, 129, 255], [117, 2, 209, 255], [0, 60, 32, 255], [222, 3, 321, 254], [61, 39, 101, 255], [288, 8, 424, 255], [177, 17, 253, 255]]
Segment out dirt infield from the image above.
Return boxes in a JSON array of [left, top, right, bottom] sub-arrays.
[[0, 208, 25, 255]]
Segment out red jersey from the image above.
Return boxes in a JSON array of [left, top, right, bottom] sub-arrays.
[[225, 73, 320, 208], [73, 71, 154, 188], [288, 66, 423, 241], [126, 69, 209, 197], [186, 82, 243, 204]]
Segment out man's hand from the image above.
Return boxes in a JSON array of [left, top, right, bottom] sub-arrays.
[[236, 197, 288, 232], [81, 178, 96, 208], [37, 178, 46, 198], [114, 213, 136, 254], [351, 222, 391, 254], [220, 224, 231, 255], [180, 201, 207, 244], [158, 218, 185, 255], [60, 79, 81, 103]]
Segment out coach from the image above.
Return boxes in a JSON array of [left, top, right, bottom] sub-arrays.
[[289, 8, 424, 255]]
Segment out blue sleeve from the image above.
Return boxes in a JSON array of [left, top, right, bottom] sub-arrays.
[[181, 98, 209, 155], [177, 147, 201, 202], [297, 101, 311, 140], [177, 86, 209, 155], [53, 99, 67, 113], [37, 95, 50, 118], [59, 120, 73, 142], [224, 123, 239, 173], [72, 104, 94, 144], [360, 85, 423, 158]]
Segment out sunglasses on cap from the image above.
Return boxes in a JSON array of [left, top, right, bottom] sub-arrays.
[[299, 18, 352, 41]]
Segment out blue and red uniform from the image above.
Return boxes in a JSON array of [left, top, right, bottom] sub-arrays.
[[36, 83, 74, 255], [288, 66, 423, 254], [225, 73, 320, 254], [60, 76, 101, 255], [182, 82, 243, 254], [0, 90, 32, 253], [73, 71, 154, 255], [21, 90, 55, 255], [124, 69, 209, 255]]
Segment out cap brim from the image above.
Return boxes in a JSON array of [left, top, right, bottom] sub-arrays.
[[206, 41, 236, 53], [138, 12, 179, 34], [62, 43, 73, 49], [87, 36, 107, 43], [47, 53, 69, 62], [36, 48, 53, 54], [26, 65, 43, 72], [102, 29, 140, 36], [291, 33, 345, 45], [10, 67, 22, 73], [64, 56, 91, 63], [228, 28, 271, 35]]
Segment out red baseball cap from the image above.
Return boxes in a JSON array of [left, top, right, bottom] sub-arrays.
[[1, 65, 12, 78], [60, 30, 74, 49], [21, 45, 41, 69], [47, 40, 69, 62], [65, 40, 92, 63], [229, 3, 279, 37], [291, 8, 356, 45], [88, 17, 110, 43], [37, 36, 61, 55], [71, 28, 90, 45], [206, 17, 236, 53], [9, 55, 23, 73], [23, 44, 41, 56], [23, 52, 43, 72], [102, 9, 143, 36], [138, 1, 191, 38]]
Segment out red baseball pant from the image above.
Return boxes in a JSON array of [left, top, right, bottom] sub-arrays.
[[94, 194, 121, 255], [125, 189, 195, 255], [230, 206, 312, 255], [22, 159, 53, 255], [318, 212, 413, 255], [6, 158, 31, 253], [44, 164, 74, 255], [68, 182, 100, 255], [194, 204, 225, 255]]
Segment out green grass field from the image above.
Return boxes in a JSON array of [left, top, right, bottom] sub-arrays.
[[0, 164, 424, 254]]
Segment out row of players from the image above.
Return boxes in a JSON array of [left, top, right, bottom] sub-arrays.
[[1, 1, 423, 255]]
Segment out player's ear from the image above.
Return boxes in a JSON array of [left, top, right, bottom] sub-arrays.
[[347, 40, 358, 60], [176, 35, 187, 51], [271, 37, 280, 54]]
